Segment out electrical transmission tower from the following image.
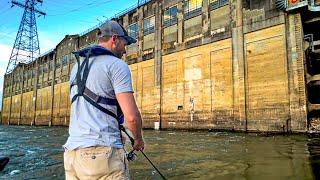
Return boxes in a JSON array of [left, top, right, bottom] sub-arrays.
[[6, 0, 45, 74]]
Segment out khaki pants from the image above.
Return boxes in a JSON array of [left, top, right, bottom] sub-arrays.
[[64, 146, 130, 180]]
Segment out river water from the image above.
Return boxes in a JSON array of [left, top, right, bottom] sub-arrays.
[[0, 125, 319, 180]]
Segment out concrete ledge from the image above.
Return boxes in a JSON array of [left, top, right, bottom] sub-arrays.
[[308, 104, 320, 112]]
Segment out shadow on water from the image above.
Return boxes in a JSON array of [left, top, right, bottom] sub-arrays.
[[0, 125, 319, 179], [308, 134, 320, 180]]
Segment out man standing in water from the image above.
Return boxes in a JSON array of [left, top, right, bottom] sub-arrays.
[[63, 20, 144, 179]]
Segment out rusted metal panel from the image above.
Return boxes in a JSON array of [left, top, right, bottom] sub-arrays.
[[52, 84, 61, 125], [245, 25, 290, 132], [20, 91, 34, 125], [162, 59, 178, 113], [210, 47, 233, 120], [2, 98, 11, 125], [35, 87, 51, 125], [59, 82, 70, 126], [10, 94, 21, 125]]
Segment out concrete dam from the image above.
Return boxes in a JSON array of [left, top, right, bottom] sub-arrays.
[[2, 0, 320, 133]]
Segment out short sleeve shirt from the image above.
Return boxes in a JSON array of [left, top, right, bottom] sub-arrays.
[[64, 53, 133, 150]]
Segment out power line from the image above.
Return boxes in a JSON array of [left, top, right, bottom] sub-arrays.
[[45, 0, 113, 16], [0, 6, 12, 15]]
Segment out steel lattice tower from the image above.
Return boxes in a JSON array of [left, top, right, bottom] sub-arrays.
[[6, 0, 45, 74]]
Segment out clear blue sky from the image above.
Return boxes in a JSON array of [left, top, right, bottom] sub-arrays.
[[0, 0, 139, 108]]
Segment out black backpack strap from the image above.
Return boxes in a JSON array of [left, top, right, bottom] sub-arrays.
[[70, 46, 123, 121], [77, 49, 91, 95], [82, 94, 118, 119], [70, 52, 80, 90], [71, 51, 90, 102], [83, 88, 118, 105]]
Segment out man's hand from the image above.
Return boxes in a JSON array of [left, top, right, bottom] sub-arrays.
[[133, 138, 144, 151]]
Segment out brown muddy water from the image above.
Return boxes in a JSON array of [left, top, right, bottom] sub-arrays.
[[0, 125, 319, 180]]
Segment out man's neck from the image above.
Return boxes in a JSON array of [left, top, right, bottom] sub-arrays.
[[99, 42, 112, 50]]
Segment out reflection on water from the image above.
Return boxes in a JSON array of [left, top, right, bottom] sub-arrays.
[[0, 125, 319, 180], [308, 135, 320, 180]]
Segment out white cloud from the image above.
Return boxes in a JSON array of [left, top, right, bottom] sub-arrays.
[[38, 31, 60, 54], [0, 44, 11, 98], [0, 44, 9, 109], [0, 43, 12, 63]]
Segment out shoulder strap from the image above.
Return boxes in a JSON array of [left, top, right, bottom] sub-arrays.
[[71, 46, 123, 120]]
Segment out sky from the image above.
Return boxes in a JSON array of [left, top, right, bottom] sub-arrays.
[[0, 0, 140, 108]]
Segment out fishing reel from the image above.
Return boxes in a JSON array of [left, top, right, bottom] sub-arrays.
[[126, 149, 137, 161]]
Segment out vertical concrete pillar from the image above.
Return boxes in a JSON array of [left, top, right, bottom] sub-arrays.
[[46, 57, 50, 82], [123, 13, 130, 63], [32, 60, 39, 126], [138, 6, 144, 62], [1, 75, 6, 124], [18, 65, 25, 125], [49, 52, 57, 127], [286, 13, 308, 132], [8, 72, 14, 125], [67, 53, 72, 76], [154, 1, 163, 128], [202, 0, 211, 43], [155, 2, 162, 86], [177, 1, 184, 44], [123, 13, 129, 29], [231, 0, 247, 131]]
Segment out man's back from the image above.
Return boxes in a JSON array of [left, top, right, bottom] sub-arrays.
[[64, 53, 133, 150]]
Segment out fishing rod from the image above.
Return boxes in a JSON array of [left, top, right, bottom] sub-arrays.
[[121, 127, 167, 180]]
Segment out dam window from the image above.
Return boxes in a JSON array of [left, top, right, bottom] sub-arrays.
[[209, 0, 228, 10], [308, 83, 320, 104], [43, 64, 48, 73], [184, 0, 203, 19], [62, 56, 69, 66], [56, 59, 61, 68], [38, 65, 43, 75], [49, 61, 54, 71], [163, 5, 178, 27], [128, 23, 138, 39], [144, 16, 155, 35], [178, 105, 183, 110], [27, 71, 32, 79]]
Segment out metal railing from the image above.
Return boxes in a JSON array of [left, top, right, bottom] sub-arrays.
[[79, 0, 151, 36]]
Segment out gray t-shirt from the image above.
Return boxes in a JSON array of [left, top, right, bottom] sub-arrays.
[[64, 53, 133, 150]]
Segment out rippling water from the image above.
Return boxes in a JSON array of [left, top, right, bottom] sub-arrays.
[[0, 125, 319, 179]]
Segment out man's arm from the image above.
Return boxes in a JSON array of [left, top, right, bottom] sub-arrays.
[[116, 92, 144, 151]]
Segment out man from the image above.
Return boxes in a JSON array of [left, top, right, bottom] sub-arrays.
[[63, 20, 144, 180]]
